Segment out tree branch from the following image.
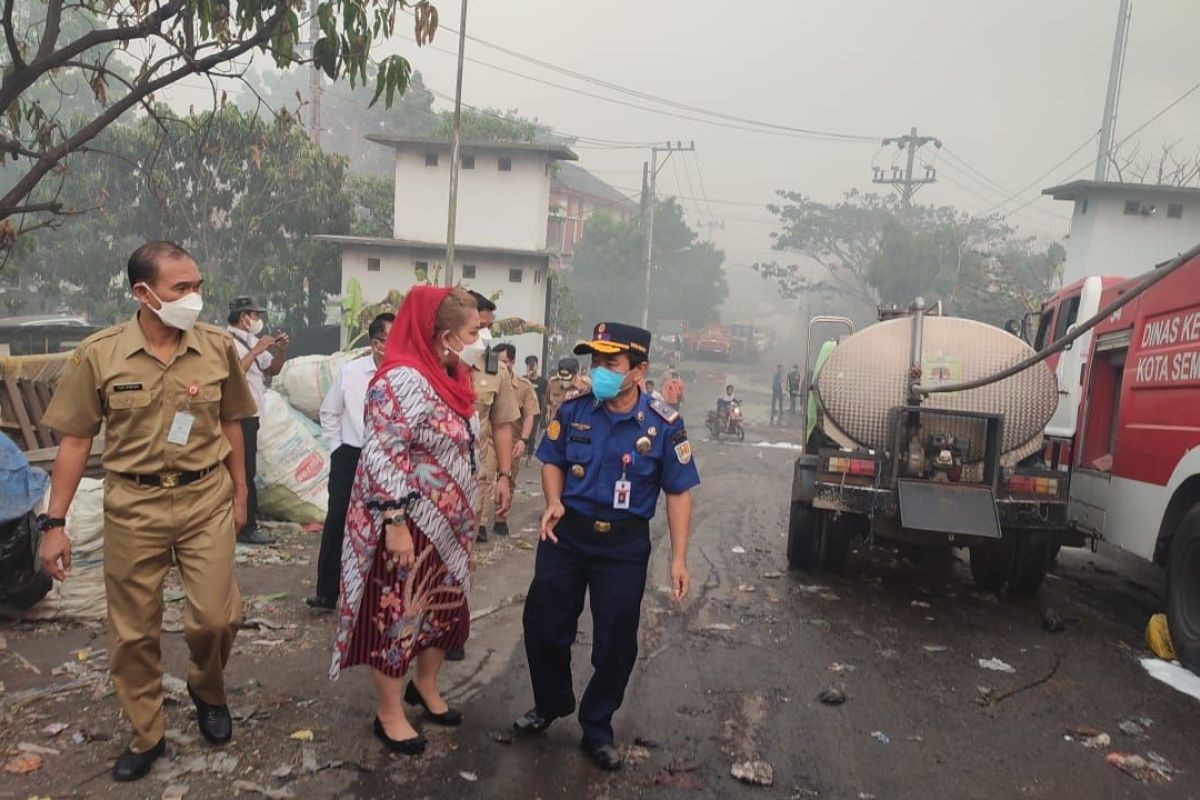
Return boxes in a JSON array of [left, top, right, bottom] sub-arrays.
[[37, 0, 64, 60], [2, 0, 23, 70]]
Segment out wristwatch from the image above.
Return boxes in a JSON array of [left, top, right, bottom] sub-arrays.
[[383, 510, 407, 526], [497, 471, 513, 482], [37, 514, 67, 532]]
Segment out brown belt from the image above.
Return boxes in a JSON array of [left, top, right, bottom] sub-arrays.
[[115, 465, 217, 488]]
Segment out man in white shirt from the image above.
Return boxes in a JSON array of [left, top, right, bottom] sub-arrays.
[[226, 296, 289, 545], [306, 313, 393, 610]]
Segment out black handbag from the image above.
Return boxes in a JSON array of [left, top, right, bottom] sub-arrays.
[[0, 512, 52, 610]]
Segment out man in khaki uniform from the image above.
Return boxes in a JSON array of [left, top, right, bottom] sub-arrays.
[[37, 241, 256, 783], [493, 342, 541, 536], [468, 292, 518, 545], [546, 356, 592, 424]]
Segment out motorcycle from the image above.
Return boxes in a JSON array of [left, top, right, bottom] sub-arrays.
[[706, 399, 745, 441]]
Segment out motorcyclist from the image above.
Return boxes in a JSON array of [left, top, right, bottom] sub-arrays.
[[716, 385, 737, 427]]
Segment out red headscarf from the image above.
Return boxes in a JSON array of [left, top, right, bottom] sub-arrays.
[[374, 285, 476, 419]]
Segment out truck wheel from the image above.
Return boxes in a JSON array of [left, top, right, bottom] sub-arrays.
[[787, 501, 820, 570], [1007, 530, 1050, 596], [1167, 507, 1200, 672], [969, 537, 1013, 592], [819, 513, 864, 574]]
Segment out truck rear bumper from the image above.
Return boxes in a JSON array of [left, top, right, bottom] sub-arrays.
[[811, 482, 1069, 531]]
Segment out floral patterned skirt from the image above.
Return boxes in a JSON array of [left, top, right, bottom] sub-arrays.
[[341, 523, 470, 677]]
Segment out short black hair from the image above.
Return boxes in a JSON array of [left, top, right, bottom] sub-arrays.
[[645, 379, 655, 387], [227, 309, 249, 326], [726, 384, 734, 390], [128, 240, 190, 288], [627, 351, 648, 368], [468, 290, 497, 313], [525, 355, 538, 366], [368, 312, 395, 341], [494, 342, 517, 361]]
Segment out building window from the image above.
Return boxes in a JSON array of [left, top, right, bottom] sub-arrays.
[[1168, 203, 1184, 219], [462, 154, 475, 169], [1124, 200, 1141, 216], [367, 257, 381, 272], [461, 264, 477, 279], [424, 152, 439, 167], [498, 157, 512, 172], [1079, 199, 1089, 215], [509, 268, 523, 283]]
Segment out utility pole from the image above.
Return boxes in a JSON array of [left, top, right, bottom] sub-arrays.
[[641, 140, 695, 328], [444, 0, 469, 285], [698, 219, 725, 241], [873, 127, 941, 210], [307, 10, 322, 146], [1095, 0, 1132, 181]]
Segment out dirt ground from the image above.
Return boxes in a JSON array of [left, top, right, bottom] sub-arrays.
[[2, 359, 1199, 799]]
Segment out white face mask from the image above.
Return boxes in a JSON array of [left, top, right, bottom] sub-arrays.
[[449, 328, 490, 368], [138, 283, 203, 331], [247, 317, 264, 336]]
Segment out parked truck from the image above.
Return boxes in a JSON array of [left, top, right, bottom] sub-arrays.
[[788, 300, 1077, 595]]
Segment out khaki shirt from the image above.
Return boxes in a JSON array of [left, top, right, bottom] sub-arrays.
[[511, 374, 541, 433], [472, 367, 521, 444], [42, 313, 258, 474], [546, 375, 591, 419]]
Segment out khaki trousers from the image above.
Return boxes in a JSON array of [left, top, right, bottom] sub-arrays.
[[103, 466, 242, 752], [476, 440, 498, 528]]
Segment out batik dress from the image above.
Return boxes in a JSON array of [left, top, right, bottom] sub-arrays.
[[331, 366, 479, 678]]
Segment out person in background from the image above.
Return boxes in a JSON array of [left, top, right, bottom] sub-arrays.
[[331, 287, 490, 756], [546, 356, 590, 424], [306, 312, 395, 611], [492, 343, 540, 536], [662, 370, 685, 412], [515, 322, 700, 771], [644, 379, 664, 403], [466, 291, 518, 546], [770, 364, 785, 427], [716, 384, 737, 420], [226, 296, 289, 545], [525, 355, 549, 443], [786, 364, 802, 417], [38, 241, 256, 782]]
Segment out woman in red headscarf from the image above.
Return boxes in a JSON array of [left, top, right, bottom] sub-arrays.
[[331, 286, 482, 755]]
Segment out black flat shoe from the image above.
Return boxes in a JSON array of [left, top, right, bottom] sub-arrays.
[[187, 682, 232, 745], [477, 526, 489, 543], [404, 681, 463, 726], [494, 521, 509, 536], [513, 704, 574, 735], [305, 595, 336, 610], [112, 738, 165, 782], [373, 717, 427, 755], [581, 739, 623, 771]]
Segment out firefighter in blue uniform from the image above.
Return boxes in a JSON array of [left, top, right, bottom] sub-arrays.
[[514, 322, 700, 771]]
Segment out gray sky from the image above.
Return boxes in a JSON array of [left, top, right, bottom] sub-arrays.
[[369, 0, 1200, 273]]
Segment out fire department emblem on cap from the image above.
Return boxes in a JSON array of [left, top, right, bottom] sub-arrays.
[[597, 323, 606, 334]]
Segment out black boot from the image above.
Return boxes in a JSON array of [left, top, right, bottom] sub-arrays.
[[494, 521, 509, 536], [477, 526, 489, 543], [112, 738, 165, 782]]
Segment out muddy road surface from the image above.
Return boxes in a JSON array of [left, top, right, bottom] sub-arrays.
[[3, 359, 1198, 799]]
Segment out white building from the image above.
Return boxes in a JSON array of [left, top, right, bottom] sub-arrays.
[[318, 136, 578, 362], [1043, 180, 1200, 284]]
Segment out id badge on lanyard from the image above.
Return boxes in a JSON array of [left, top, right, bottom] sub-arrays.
[[613, 453, 632, 510], [168, 384, 200, 445]]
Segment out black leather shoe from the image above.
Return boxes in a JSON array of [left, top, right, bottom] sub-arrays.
[[112, 738, 165, 782], [581, 739, 623, 771], [477, 526, 489, 543], [404, 681, 463, 726], [187, 683, 232, 745], [513, 704, 574, 735], [494, 521, 510, 536], [236, 527, 276, 546], [305, 595, 336, 610], [373, 717, 426, 755], [445, 647, 466, 661]]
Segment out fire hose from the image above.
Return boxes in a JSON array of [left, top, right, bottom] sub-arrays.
[[912, 239, 1200, 396]]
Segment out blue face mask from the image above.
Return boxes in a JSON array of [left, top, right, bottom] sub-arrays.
[[590, 366, 629, 401]]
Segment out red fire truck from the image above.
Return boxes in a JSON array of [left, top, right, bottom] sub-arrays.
[[1036, 255, 1200, 671]]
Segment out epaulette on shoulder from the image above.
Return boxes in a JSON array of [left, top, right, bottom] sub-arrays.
[[650, 397, 680, 423], [563, 388, 593, 405], [82, 324, 124, 345], [195, 322, 229, 336]]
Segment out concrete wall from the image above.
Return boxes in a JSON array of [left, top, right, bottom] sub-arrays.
[[390, 146, 552, 252], [340, 244, 548, 360], [1061, 191, 1200, 284]]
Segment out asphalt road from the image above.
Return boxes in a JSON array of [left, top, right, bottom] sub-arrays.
[[3, 358, 1199, 799]]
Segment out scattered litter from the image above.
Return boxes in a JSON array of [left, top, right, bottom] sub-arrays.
[[910, 600, 931, 609], [978, 658, 1016, 674], [288, 729, 314, 741], [300, 745, 319, 774], [521, 526, 538, 534], [242, 617, 283, 631], [232, 779, 296, 799], [736, 584, 756, 593], [818, 687, 846, 705], [870, 731, 891, 745], [162, 674, 190, 703], [492, 731, 513, 745], [922, 645, 950, 653], [731, 546, 747, 555], [705, 623, 738, 632], [446, 741, 459, 752], [17, 742, 60, 756], [162, 784, 189, 800], [752, 441, 804, 451], [634, 737, 662, 750], [794, 584, 829, 594], [1106, 751, 1175, 784], [731, 760, 774, 786], [828, 662, 855, 673], [792, 790, 820, 798], [42, 722, 69, 738], [271, 765, 294, 779], [513, 540, 534, 550], [3, 753, 43, 774], [1041, 609, 1080, 633], [761, 571, 784, 579], [1118, 717, 1153, 738], [459, 771, 479, 782], [210, 752, 240, 775], [1145, 614, 1177, 660], [1065, 726, 1110, 749], [1140, 658, 1200, 702], [626, 745, 651, 764], [976, 686, 995, 706]]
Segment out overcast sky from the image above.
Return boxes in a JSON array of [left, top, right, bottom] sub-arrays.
[[358, 0, 1200, 272]]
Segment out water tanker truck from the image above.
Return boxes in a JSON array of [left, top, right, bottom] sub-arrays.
[[788, 299, 1081, 595]]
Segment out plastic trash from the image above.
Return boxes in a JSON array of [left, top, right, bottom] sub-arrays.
[[978, 658, 1016, 673], [1140, 658, 1200, 702], [1145, 614, 1177, 661], [731, 760, 774, 786]]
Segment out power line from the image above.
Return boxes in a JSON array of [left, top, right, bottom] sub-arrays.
[[978, 131, 1101, 215], [690, 149, 717, 220]]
